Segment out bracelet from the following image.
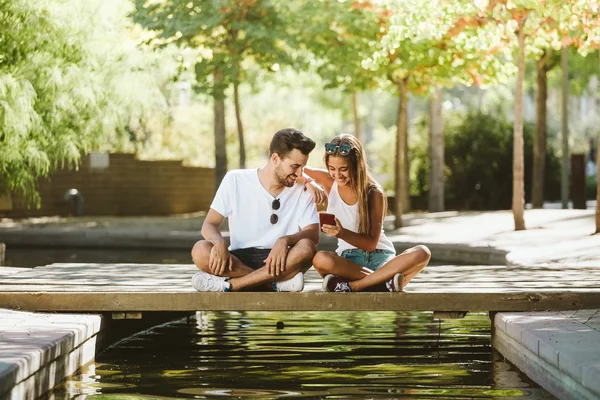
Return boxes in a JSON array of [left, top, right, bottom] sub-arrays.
[[303, 178, 314, 191]]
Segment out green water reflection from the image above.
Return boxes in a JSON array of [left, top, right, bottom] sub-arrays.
[[51, 311, 554, 399]]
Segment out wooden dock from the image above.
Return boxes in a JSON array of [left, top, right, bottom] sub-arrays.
[[0, 263, 599, 312]]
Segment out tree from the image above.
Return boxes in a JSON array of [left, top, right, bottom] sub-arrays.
[[133, 0, 299, 186], [364, 0, 509, 226], [531, 4, 600, 209], [447, 0, 600, 230], [597, 134, 600, 233], [532, 49, 559, 208], [429, 86, 444, 212], [0, 0, 167, 205], [561, 44, 570, 209], [297, 1, 381, 141]]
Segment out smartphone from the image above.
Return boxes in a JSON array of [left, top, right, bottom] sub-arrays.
[[319, 212, 336, 227]]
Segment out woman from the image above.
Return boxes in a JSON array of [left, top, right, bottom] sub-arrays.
[[304, 134, 430, 292]]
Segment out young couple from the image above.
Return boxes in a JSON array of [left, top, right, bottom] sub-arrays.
[[191, 128, 430, 293]]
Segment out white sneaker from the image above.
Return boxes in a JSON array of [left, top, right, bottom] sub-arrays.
[[191, 271, 231, 292], [273, 272, 304, 292]]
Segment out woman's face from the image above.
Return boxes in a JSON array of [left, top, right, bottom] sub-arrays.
[[327, 155, 351, 187]]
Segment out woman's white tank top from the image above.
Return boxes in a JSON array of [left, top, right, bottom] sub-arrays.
[[326, 182, 395, 255]]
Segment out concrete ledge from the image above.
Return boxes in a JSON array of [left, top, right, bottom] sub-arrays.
[[394, 241, 508, 265], [0, 228, 202, 250], [0, 228, 511, 265], [0, 309, 102, 399], [493, 311, 600, 400], [0, 267, 28, 277]]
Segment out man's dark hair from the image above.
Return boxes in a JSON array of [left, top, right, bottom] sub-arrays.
[[269, 128, 316, 157]]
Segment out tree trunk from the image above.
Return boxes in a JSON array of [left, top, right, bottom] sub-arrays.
[[428, 86, 444, 212], [532, 52, 549, 209], [403, 94, 410, 212], [352, 92, 360, 140], [394, 78, 409, 229], [213, 69, 227, 189], [596, 135, 600, 233], [233, 81, 246, 169], [596, 52, 600, 234], [561, 46, 570, 209], [512, 23, 526, 231]]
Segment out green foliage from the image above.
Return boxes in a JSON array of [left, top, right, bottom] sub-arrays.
[[369, 111, 563, 210], [296, 1, 381, 92], [0, 0, 173, 205], [133, 0, 301, 95], [419, 112, 561, 210], [364, 0, 514, 93]]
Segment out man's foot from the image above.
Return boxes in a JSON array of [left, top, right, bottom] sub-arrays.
[[191, 271, 231, 292], [273, 272, 304, 292], [385, 273, 404, 292], [322, 274, 352, 292]]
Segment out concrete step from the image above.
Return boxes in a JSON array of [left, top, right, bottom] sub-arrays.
[[0, 308, 101, 399], [493, 310, 600, 400]]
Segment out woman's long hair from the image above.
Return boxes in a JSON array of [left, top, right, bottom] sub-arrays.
[[325, 134, 387, 235]]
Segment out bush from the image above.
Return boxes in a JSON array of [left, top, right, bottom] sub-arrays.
[[411, 111, 562, 210]]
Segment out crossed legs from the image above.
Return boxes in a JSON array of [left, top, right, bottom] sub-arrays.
[[312, 245, 431, 292], [191, 239, 316, 291]]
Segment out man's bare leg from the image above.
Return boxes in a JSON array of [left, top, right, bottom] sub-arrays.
[[191, 240, 254, 277], [227, 238, 316, 291]]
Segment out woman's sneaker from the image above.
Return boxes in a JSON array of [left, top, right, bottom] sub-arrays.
[[273, 272, 304, 292], [385, 273, 404, 292], [191, 271, 231, 292], [322, 274, 352, 292]]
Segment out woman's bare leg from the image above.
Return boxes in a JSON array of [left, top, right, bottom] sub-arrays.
[[349, 245, 431, 292], [312, 250, 373, 279]]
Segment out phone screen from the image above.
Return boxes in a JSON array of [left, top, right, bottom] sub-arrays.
[[319, 212, 336, 226]]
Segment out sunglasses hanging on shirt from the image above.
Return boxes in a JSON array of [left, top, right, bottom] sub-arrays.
[[325, 143, 352, 156], [270, 198, 280, 224]]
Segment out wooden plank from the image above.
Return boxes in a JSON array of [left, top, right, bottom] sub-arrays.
[[0, 291, 599, 312], [1, 285, 600, 293], [0, 262, 598, 313], [2, 268, 599, 284], [2, 283, 600, 291]]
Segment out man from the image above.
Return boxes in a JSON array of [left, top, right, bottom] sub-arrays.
[[191, 128, 320, 292]]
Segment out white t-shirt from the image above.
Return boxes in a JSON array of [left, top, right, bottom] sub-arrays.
[[326, 182, 395, 255], [210, 169, 319, 250]]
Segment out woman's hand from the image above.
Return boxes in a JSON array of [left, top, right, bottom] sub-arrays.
[[305, 180, 327, 205], [321, 218, 344, 238]]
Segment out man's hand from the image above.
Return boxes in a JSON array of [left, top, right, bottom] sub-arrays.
[[321, 218, 345, 238], [305, 181, 327, 205], [265, 237, 290, 276], [209, 240, 232, 276]]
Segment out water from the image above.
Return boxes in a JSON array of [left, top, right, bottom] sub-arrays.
[[50, 311, 554, 399]]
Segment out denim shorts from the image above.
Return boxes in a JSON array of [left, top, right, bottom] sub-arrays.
[[339, 249, 396, 271]]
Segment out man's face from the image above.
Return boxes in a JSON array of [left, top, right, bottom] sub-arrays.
[[274, 149, 309, 187]]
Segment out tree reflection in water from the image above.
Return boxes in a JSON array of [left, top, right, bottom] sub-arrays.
[[53, 311, 554, 399]]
